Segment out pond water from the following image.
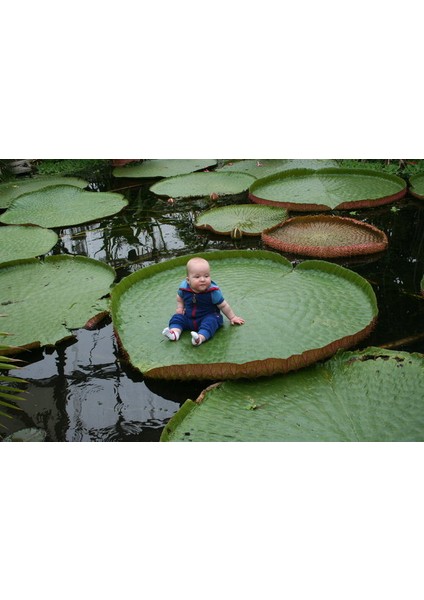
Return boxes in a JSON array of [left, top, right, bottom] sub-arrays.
[[3, 168, 424, 441]]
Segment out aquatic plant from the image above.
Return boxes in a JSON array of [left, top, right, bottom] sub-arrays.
[[111, 250, 377, 380], [161, 348, 424, 441]]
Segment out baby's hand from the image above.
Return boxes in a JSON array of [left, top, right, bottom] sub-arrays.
[[230, 316, 245, 325]]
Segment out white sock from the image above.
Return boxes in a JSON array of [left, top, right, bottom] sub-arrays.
[[191, 331, 204, 346], [162, 327, 180, 341]]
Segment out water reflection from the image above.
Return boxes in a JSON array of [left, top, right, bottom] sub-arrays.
[[2, 171, 424, 441]]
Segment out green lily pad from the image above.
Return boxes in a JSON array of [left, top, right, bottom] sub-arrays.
[[161, 347, 424, 441], [195, 204, 288, 237], [409, 173, 424, 199], [0, 185, 128, 228], [0, 255, 116, 353], [0, 176, 89, 209], [217, 159, 339, 178], [111, 250, 377, 380], [262, 215, 388, 258], [249, 168, 407, 211], [150, 171, 256, 199], [0, 225, 58, 264], [113, 159, 217, 178]]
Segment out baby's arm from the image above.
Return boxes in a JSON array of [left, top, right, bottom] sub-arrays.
[[175, 294, 185, 314], [217, 300, 245, 325]]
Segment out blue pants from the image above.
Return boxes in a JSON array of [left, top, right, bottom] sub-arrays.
[[169, 312, 224, 341]]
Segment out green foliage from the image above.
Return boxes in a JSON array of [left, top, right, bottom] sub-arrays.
[[0, 333, 27, 431], [35, 159, 110, 177], [338, 159, 424, 179]]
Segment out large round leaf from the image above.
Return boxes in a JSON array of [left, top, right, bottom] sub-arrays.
[[0, 176, 89, 209], [150, 171, 255, 199], [0, 185, 128, 228], [0, 255, 116, 353], [0, 225, 58, 263], [161, 347, 424, 441], [195, 204, 288, 237], [262, 215, 388, 257], [409, 173, 424, 199], [113, 159, 217, 178], [217, 159, 339, 178], [111, 250, 377, 379], [249, 168, 407, 211]]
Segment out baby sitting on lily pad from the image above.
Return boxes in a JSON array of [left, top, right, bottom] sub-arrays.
[[162, 257, 244, 346]]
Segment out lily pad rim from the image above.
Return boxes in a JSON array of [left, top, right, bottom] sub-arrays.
[[261, 214, 389, 257], [249, 167, 408, 210]]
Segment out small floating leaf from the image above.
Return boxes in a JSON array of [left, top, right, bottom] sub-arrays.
[[150, 171, 255, 199], [195, 204, 288, 237], [113, 159, 217, 178], [217, 159, 339, 178], [0, 225, 58, 264], [0, 185, 128, 228], [0, 176, 89, 209]]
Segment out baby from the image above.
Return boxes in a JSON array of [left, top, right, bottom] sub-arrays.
[[162, 257, 245, 346]]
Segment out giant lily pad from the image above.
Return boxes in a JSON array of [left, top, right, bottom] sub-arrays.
[[409, 173, 424, 199], [0, 255, 116, 353], [195, 204, 288, 238], [113, 159, 217, 179], [0, 225, 58, 263], [0, 176, 89, 209], [111, 250, 377, 379], [161, 347, 424, 441], [217, 159, 339, 178], [150, 172, 255, 199], [262, 215, 388, 258], [249, 168, 407, 211], [0, 185, 128, 228]]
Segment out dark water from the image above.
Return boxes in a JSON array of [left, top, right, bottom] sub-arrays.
[[2, 169, 424, 441]]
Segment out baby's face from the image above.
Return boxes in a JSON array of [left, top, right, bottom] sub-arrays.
[[187, 261, 212, 292]]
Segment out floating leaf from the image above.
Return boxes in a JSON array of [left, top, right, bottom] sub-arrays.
[[409, 173, 424, 199], [0, 225, 58, 264], [217, 159, 339, 178], [195, 204, 288, 237], [111, 250, 377, 379], [0, 255, 116, 353], [249, 168, 407, 211], [0, 176, 89, 209], [0, 185, 128, 228], [113, 159, 217, 178], [150, 171, 255, 199], [262, 215, 388, 257], [161, 348, 424, 441]]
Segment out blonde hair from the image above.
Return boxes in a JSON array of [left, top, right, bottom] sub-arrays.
[[186, 257, 210, 275]]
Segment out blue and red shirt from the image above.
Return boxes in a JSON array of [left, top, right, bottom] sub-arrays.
[[177, 280, 224, 321]]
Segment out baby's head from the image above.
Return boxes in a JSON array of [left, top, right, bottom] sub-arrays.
[[186, 257, 212, 292]]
